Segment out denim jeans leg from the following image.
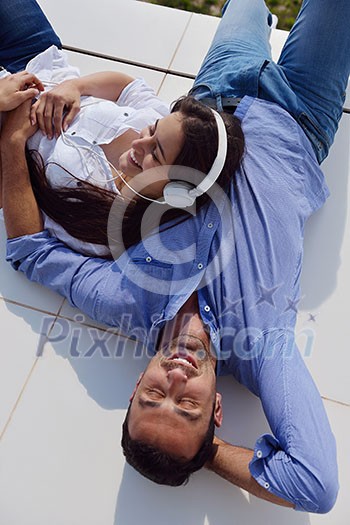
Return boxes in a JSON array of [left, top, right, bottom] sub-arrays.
[[192, 0, 274, 100], [277, 0, 350, 156], [210, 0, 273, 57], [0, 0, 62, 72]]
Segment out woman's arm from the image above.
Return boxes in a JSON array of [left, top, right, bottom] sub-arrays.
[[31, 71, 135, 139], [70, 71, 135, 101]]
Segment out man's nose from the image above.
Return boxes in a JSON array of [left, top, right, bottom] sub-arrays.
[[167, 368, 188, 396]]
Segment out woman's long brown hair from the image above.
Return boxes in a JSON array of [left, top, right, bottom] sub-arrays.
[[27, 96, 245, 256]]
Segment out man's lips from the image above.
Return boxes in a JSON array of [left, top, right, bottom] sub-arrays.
[[159, 335, 208, 370], [168, 352, 198, 370]]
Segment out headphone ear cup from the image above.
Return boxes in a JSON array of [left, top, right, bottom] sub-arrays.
[[163, 181, 196, 208]]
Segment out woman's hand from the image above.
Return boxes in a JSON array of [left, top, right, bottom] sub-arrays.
[[31, 79, 81, 139], [1, 99, 38, 146], [0, 71, 44, 112]]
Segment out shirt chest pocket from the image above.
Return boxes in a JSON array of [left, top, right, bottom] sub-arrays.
[[121, 250, 174, 297]]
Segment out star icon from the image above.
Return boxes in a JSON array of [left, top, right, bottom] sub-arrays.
[[221, 296, 243, 319], [284, 296, 301, 314], [255, 282, 280, 308]]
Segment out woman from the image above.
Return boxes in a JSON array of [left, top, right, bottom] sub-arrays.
[[0, 4, 244, 257]]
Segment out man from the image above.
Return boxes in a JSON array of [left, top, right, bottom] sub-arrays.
[[121, 290, 338, 513], [1, 0, 349, 514], [0, 71, 43, 208], [0, 0, 52, 208], [0, 70, 43, 112]]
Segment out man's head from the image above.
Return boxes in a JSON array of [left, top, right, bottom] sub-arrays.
[[121, 294, 223, 485]]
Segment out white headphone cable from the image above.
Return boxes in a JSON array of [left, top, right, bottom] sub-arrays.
[[37, 80, 166, 204], [41, 84, 226, 206], [59, 126, 166, 204]]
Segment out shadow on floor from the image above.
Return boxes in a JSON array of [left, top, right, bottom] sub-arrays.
[[300, 115, 350, 309]]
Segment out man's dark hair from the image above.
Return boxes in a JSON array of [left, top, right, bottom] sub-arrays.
[[121, 402, 216, 486]]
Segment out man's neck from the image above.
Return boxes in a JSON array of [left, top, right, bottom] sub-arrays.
[[159, 292, 216, 367]]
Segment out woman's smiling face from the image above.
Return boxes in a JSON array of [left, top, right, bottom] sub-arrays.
[[118, 112, 185, 178]]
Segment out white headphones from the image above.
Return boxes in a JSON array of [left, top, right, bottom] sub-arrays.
[[162, 109, 228, 208], [60, 106, 227, 209]]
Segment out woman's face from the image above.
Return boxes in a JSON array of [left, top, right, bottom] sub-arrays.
[[118, 112, 185, 180]]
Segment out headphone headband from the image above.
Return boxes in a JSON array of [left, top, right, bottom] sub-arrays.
[[188, 109, 228, 198], [162, 108, 228, 208]]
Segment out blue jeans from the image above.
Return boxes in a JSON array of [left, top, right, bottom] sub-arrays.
[[0, 0, 61, 72], [191, 0, 350, 163]]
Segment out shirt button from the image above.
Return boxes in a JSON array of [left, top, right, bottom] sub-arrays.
[[204, 305, 211, 312], [71, 131, 76, 135], [207, 222, 213, 229], [264, 482, 270, 489], [197, 263, 203, 270], [256, 450, 263, 459], [124, 112, 129, 116], [146, 256, 152, 263], [93, 140, 97, 145]]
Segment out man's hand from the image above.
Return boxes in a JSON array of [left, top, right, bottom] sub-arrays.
[[1, 98, 38, 144], [31, 79, 81, 139], [0, 71, 44, 112]]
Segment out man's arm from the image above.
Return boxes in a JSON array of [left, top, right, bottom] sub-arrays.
[[1, 138, 43, 237], [206, 437, 294, 508], [1, 101, 127, 325], [0, 71, 44, 112], [1, 100, 43, 237], [0, 71, 44, 209], [210, 330, 339, 514]]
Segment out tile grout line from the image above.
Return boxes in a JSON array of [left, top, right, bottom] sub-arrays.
[[321, 396, 350, 408], [0, 302, 140, 441], [0, 308, 64, 441], [0, 357, 40, 441], [62, 46, 350, 113], [56, 297, 66, 317], [2, 300, 350, 407], [56, 311, 140, 342], [2, 298, 350, 401], [62, 45, 196, 80], [156, 73, 168, 98], [167, 12, 193, 74], [2, 294, 144, 341], [0, 295, 64, 318], [0, 311, 348, 441]]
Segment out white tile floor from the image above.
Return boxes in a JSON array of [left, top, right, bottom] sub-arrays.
[[1, 1, 350, 524], [38, 0, 192, 70]]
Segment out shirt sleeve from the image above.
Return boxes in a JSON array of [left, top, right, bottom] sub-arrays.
[[6, 230, 122, 325], [117, 77, 169, 116], [241, 329, 339, 513]]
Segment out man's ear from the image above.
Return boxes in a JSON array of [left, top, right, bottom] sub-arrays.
[[214, 392, 223, 427], [129, 372, 144, 402]]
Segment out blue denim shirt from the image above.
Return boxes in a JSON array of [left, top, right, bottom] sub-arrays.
[[6, 97, 338, 512]]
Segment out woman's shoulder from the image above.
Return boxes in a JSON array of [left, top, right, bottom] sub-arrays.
[[26, 46, 80, 85], [117, 77, 169, 116]]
